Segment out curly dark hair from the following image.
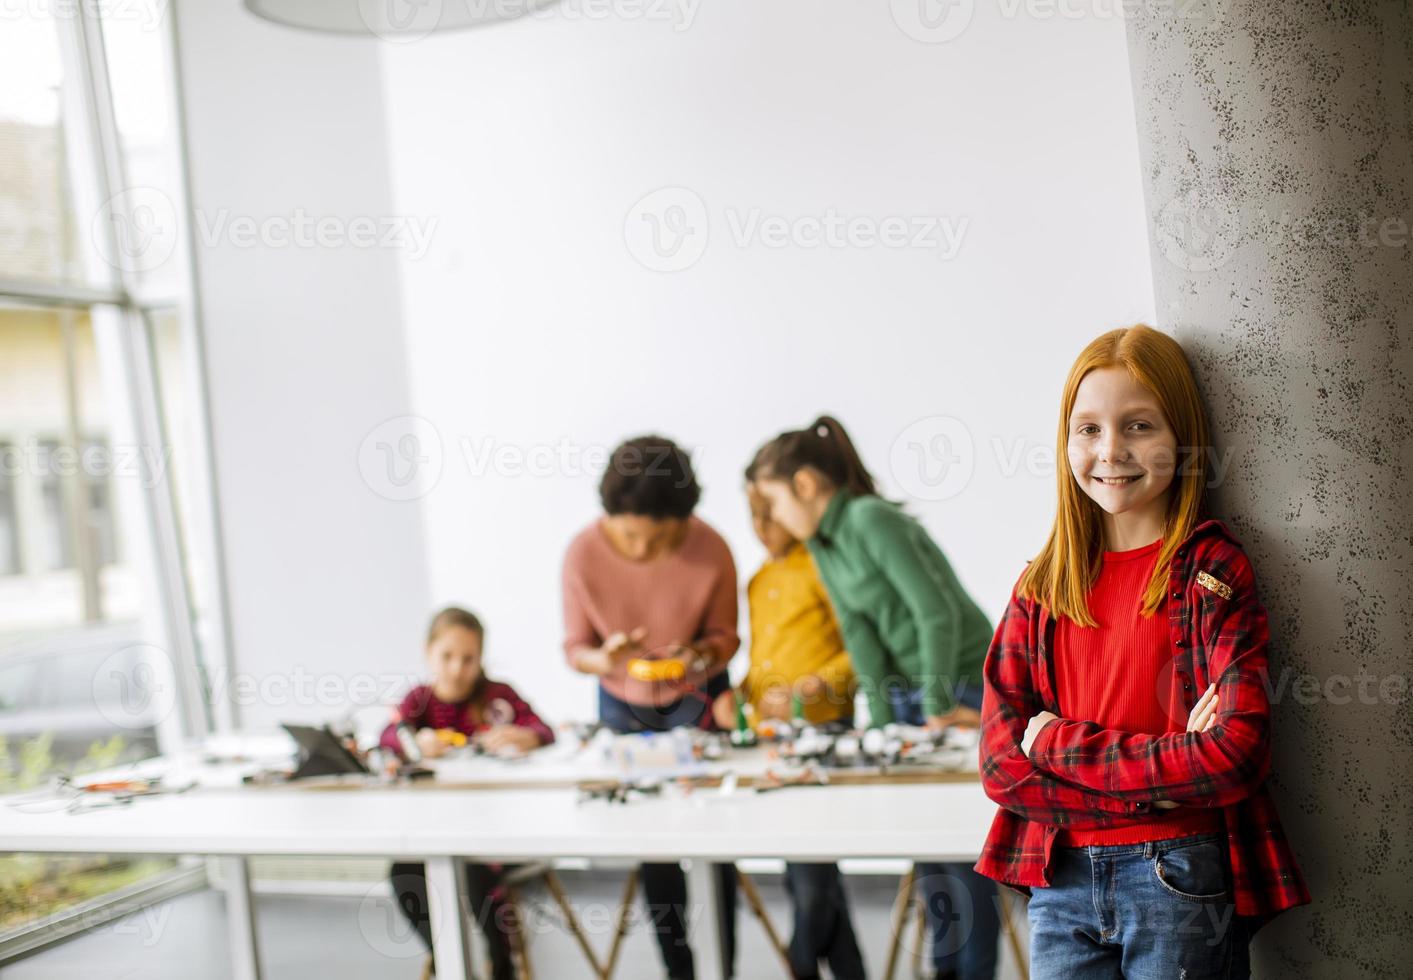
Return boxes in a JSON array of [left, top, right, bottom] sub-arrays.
[[598, 435, 701, 519]]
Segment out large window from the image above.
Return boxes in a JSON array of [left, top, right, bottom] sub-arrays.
[[0, 0, 226, 946]]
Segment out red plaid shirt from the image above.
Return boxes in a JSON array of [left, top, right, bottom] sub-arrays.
[[974, 520, 1311, 931]]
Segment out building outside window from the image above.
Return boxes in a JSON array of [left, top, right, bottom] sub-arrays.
[[0, 0, 230, 952]]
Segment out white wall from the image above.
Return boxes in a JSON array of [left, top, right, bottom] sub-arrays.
[[381, 1, 1156, 724], [173, 0, 431, 729]]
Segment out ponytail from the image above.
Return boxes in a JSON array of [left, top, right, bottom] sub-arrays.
[[746, 414, 878, 497]]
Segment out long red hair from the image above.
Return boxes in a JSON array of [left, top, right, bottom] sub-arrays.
[[1018, 325, 1211, 625]]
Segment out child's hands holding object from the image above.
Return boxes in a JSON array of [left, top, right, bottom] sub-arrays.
[[415, 727, 447, 760], [476, 725, 541, 755], [754, 674, 830, 721], [604, 628, 648, 666]]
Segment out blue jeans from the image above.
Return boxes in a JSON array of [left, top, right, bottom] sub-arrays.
[[599, 678, 736, 979], [890, 682, 999, 980], [1027, 833, 1252, 979], [597, 672, 729, 734]]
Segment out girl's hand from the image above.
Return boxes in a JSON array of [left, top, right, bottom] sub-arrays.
[[794, 674, 827, 703], [927, 705, 982, 732], [1149, 686, 1220, 810], [758, 685, 792, 720], [664, 643, 701, 671], [415, 728, 446, 759], [1187, 683, 1219, 732], [711, 690, 738, 730], [604, 627, 647, 665], [478, 725, 540, 754], [1021, 710, 1059, 756], [574, 628, 648, 677]]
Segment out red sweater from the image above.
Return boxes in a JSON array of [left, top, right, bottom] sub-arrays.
[[1051, 538, 1222, 846], [379, 680, 555, 758]]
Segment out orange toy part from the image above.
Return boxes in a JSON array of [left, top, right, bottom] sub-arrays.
[[627, 658, 686, 682]]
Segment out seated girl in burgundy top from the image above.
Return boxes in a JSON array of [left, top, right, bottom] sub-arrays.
[[380, 606, 554, 759], [382, 607, 552, 980]]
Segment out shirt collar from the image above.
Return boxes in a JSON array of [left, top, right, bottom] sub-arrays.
[[813, 488, 853, 547]]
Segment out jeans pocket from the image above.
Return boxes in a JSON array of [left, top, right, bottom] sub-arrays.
[[1150, 836, 1230, 903]]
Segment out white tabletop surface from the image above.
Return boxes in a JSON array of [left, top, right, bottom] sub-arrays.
[[0, 732, 996, 862]]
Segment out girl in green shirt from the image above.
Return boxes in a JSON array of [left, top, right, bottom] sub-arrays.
[[749, 416, 991, 729], [749, 415, 1000, 980]]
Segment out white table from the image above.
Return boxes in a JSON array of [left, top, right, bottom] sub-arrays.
[[0, 741, 996, 980]]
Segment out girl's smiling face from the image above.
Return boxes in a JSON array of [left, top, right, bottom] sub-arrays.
[[1067, 366, 1178, 535], [426, 625, 484, 702]]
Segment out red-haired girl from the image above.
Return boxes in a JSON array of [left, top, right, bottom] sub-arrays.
[[976, 325, 1310, 978]]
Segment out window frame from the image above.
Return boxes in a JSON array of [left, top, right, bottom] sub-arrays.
[[0, 2, 234, 742], [0, 0, 238, 957]]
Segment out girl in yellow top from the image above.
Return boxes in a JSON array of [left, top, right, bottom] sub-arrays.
[[739, 486, 856, 726], [713, 481, 866, 980]]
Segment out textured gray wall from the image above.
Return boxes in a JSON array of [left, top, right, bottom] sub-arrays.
[[1122, 1, 1412, 976]]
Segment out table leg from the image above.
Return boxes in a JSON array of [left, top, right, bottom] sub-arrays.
[[426, 855, 476, 980], [686, 858, 727, 980], [220, 856, 262, 980]]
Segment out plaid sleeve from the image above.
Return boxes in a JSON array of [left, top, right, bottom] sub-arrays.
[[980, 586, 1152, 827], [1028, 549, 1271, 807]]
